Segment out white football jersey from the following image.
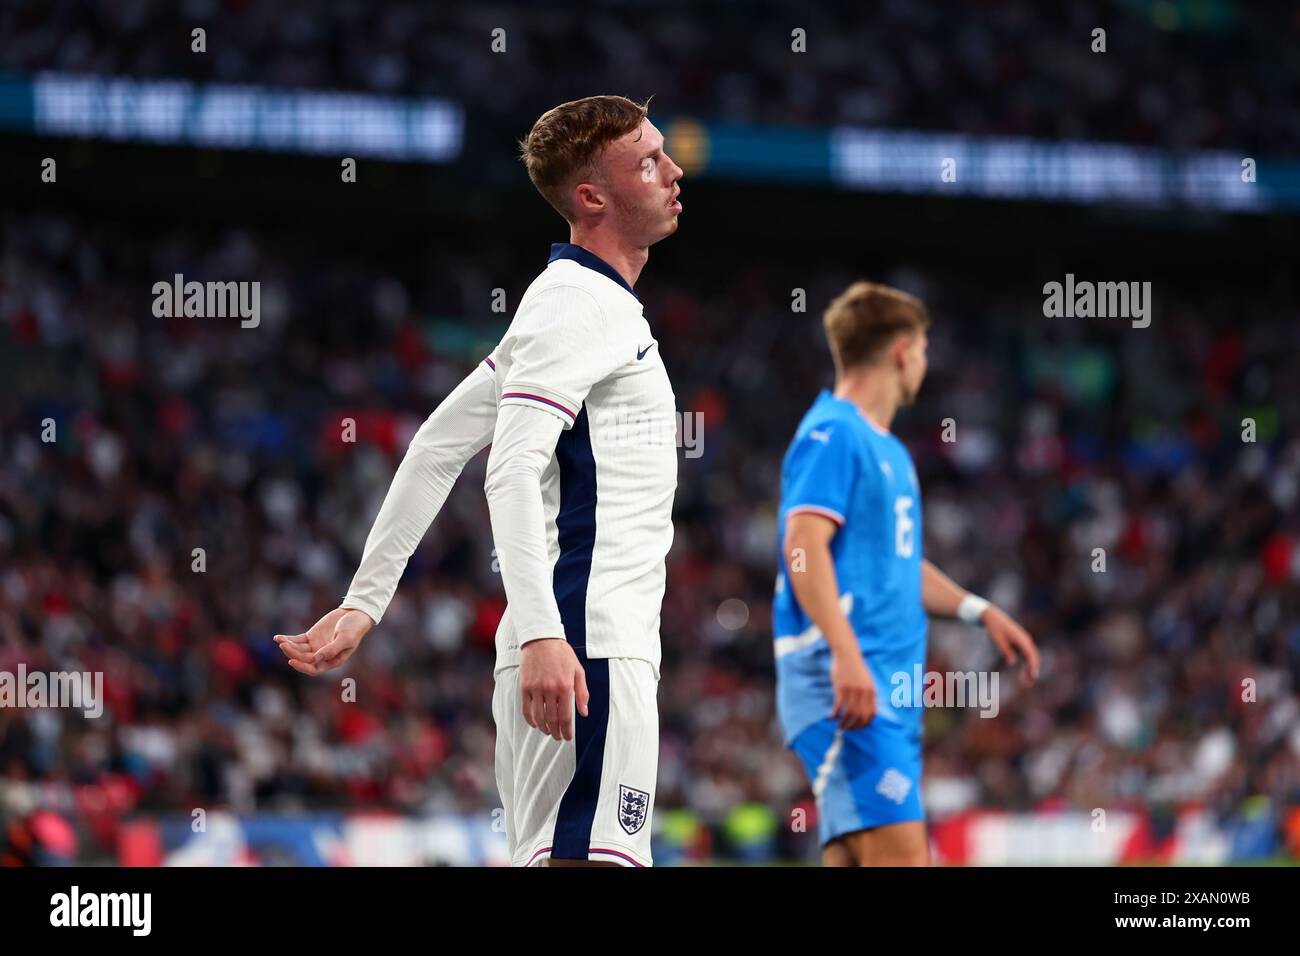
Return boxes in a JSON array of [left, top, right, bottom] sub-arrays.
[[484, 243, 678, 675]]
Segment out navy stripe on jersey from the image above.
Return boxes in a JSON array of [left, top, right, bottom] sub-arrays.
[[548, 242, 639, 301], [551, 407, 597, 650], [550, 407, 608, 859]]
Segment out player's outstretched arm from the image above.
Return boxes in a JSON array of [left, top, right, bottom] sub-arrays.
[[920, 559, 1040, 687], [275, 362, 498, 675], [784, 512, 877, 730], [484, 402, 590, 742]]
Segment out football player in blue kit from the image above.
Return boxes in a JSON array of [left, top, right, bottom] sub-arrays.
[[773, 281, 1040, 866]]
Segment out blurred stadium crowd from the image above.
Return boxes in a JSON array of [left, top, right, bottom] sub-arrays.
[[1, 208, 1298, 863], [3, 0, 1300, 152]]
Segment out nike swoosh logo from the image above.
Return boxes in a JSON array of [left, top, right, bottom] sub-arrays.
[[637, 343, 656, 360]]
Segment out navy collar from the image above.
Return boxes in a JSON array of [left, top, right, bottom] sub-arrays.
[[548, 243, 639, 301]]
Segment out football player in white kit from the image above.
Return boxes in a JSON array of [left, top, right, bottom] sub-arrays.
[[274, 95, 684, 867]]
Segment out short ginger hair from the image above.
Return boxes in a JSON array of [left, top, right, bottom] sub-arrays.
[[518, 95, 652, 223]]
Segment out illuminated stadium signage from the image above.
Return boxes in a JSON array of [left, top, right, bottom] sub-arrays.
[[664, 120, 1300, 212], [18, 72, 463, 162], [3, 71, 1296, 210], [829, 127, 1266, 211]]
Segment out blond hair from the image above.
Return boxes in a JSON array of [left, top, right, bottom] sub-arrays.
[[823, 281, 930, 375]]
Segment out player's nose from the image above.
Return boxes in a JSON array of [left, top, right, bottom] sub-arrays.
[[665, 153, 684, 184]]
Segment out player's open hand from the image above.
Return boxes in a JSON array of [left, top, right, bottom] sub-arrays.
[[830, 650, 877, 730], [981, 605, 1040, 688], [519, 638, 590, 742], [274, 606, 374, 676]]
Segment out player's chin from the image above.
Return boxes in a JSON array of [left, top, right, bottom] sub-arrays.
[[646, 220, 678, 246]]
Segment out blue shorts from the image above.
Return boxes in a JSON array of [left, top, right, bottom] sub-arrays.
[[790, 717, 925, 846]]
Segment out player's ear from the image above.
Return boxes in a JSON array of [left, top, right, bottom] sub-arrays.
[[573, 181, 604, 216], [892, 332, 911, 369]]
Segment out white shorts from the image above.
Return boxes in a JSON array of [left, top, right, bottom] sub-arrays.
[[492, 657, 659, 867]]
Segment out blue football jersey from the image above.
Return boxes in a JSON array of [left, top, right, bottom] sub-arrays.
[[772, 389, 928, 744]]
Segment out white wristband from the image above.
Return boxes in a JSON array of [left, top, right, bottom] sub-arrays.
[[957, 594, 991, 625]]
